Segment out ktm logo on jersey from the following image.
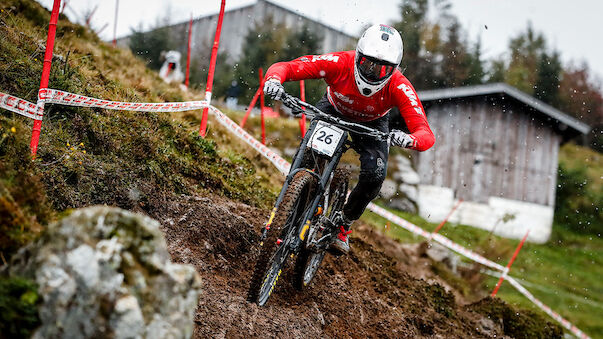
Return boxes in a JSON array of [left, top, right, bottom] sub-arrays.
[[311, 54, 340, 63], [397, 83, 424, 115]]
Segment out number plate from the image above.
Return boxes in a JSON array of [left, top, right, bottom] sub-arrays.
[[308, 121, 344, 157]]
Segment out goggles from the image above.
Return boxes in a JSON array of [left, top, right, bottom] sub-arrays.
[[356, 53, 396, 83]]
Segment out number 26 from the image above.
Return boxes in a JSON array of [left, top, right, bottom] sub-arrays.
[[317, 130, 333, 144]]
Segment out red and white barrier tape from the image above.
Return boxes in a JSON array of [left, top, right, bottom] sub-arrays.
[[0, 92, 43, 120], [208, 106, 291, 175], [506, 276, 590, 338], [366, 203, 508, 272], [1, 89, 209, 121], [38, 89, 208, 112]]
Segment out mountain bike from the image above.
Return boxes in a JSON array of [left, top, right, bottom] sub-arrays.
[[247, 92, 389, 306]]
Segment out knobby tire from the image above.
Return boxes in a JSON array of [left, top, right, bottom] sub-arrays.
[[247, 171, 316, 306], [293, 169, 349, 290]]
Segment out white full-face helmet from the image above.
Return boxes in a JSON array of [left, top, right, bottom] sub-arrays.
[[354, 24, 403, 97]]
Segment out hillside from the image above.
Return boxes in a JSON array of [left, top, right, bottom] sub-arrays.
[[0, 1, 567, 338]]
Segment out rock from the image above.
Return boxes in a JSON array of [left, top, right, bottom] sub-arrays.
[[425, 242, 460, 274], [10, 206, 201, 339], [111, 295, 145, 339], [379, 179, 397, 199], [389, 198, 417, 213], [399, 183, 418, 202], [392, 155, 421, 184]]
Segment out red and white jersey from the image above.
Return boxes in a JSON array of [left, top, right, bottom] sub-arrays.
[[265, 51, 435, 151]]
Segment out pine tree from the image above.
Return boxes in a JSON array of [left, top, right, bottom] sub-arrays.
[[505, 23, 546, 94], [464, 38, 485, 85], [281, 24, 326, 104], [233, 16, 289, 101], [534, 51, 562, 105], [128, 14, 176, 71]]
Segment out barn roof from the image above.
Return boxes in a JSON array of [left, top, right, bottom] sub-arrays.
[[418, 83, 591, 135], [194, 0, 356, 42]]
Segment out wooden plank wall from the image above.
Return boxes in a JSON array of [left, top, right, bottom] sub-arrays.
[[416, 97, 560, 206]]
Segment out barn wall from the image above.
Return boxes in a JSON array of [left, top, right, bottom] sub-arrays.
[[417, 96, 560, 207], [118, 1, 357, 65]]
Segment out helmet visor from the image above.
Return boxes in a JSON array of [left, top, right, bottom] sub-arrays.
[[356, 53, 395, 83]]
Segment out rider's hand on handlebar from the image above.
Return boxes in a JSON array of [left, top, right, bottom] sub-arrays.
[[263, 78, 285, 100], [390, 130, 416, 148]]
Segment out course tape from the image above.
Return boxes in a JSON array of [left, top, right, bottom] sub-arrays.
[[208, 106, 291, 175], [1, 89, 210, 121], [506, 276, 590, 339], [38, 89, 208, 112], [0, 91, 43, 120], [365, 203, 507, 272], [474, 267, 591, 339]]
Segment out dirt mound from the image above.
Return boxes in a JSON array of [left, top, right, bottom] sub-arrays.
[[149, 194, 562, 338]]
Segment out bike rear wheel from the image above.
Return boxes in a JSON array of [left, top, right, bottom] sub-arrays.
[[247, 171, 316, 306], [293, 169, 349, 290]]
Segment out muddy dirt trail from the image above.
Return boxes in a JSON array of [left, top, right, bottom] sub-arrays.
[[147, 193, 557, 338]]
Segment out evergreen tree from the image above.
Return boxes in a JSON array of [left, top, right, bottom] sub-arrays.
[[464, 38, 485, 85], [534, 51, 562, 105], [392, 0, 431, 88], [129, 16, 176, 70], [233, 16, 289, 102], [281, 24, 326, 104], [391, 0, 482, 89], [439, 20, 471, 87], [505, 23, 546, 94]]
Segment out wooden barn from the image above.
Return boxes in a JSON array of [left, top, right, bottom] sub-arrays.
[[414, 83, 590, 243], [117, 0, 356, 65]]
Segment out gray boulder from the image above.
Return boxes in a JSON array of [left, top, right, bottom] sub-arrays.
[[10, 206, 201, 339], [380, 154, 420, 213]]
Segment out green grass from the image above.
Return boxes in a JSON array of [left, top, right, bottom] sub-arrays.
[[361, 206, 603, 338], [0, 0, 278, 260]]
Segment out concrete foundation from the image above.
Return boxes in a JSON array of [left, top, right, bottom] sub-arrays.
[[417, 185, 553, 243]]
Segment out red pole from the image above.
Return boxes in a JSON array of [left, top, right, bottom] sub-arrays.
[[430, 199, 463, 238], [491, 230, 530, 297], [240, 87, 261, 128], [30, 0, 61, 157], [299, 80, 306, 136], [199, 0, 226, 137], [259, 68, 266, 145], [185, 13, 193, 88], [60, 0, 68, 14], [112, 0, 119, 47]]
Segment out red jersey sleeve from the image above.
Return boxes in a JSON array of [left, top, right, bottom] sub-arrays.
[[391, 78, 435, 152], [264, 52, 347, 84]]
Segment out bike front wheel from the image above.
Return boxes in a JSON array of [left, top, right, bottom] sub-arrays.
[[294, 169, 349, 290], [247, 171, 316, 306]]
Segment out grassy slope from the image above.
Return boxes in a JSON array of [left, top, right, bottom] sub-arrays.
[[360, 143, 603, 337], [361, 204, 603, 337], [0, 0, 277, 259]]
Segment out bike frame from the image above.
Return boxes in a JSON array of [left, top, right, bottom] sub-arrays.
[[260, 93, 389, 255], [261, 117, 350, 253]]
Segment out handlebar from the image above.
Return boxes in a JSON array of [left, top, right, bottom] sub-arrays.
[[280, 92, 390, 142]]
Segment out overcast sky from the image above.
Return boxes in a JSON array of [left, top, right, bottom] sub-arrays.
[[37, 0, 603, 81]]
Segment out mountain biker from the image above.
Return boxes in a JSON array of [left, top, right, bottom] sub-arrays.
[[263, 24, 435, 254]]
